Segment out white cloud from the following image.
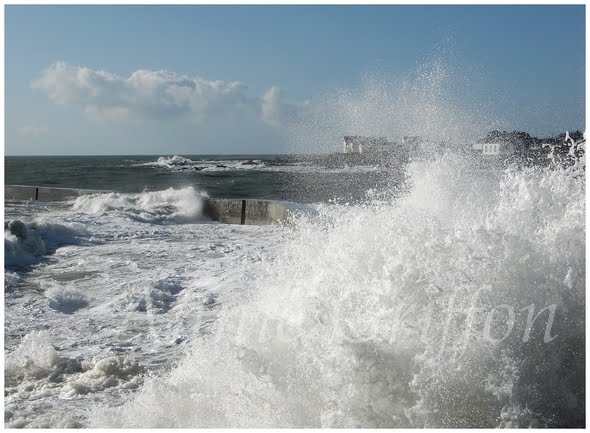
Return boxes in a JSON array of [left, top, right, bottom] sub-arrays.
[[262, 85, 309, 128], [18, 125, 50, 136], [32, 62, 301, 126], [261, 86, 282, 127]]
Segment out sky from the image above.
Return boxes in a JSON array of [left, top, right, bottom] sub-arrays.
[[4, 4, 586, 156]]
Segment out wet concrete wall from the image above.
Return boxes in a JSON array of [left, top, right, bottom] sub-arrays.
[[5, 185, 296, 225]]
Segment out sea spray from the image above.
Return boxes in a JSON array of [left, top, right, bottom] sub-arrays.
[[287, 56, 501, 155], [71, 186, 208, 224], [87, 51, 585, 428], [89, 147, 584, 427]]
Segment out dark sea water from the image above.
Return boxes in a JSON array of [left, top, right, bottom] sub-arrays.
[[5, 154, 399, 204]]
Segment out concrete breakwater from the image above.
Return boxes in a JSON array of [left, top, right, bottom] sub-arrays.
[[203, 198, 293, 225], [5, 185, 109, 202], [5, 185, 296, 225]]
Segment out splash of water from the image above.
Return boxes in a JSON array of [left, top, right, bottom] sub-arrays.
[[71, 186, 208, 224], [88, 57, 584, 428], [289, 56, 501, 154]]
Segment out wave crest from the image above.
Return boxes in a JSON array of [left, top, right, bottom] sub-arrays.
[[71, 186, 208, 224]]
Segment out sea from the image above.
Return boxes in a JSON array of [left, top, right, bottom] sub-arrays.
[[4, 147, 585, 428]]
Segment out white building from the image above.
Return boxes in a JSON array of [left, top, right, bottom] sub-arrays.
[[343, 136, 392, 154], [482, 143, 500, 155], [472, 142, 512, 156]]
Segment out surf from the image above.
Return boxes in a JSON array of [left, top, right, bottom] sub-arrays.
[[88, 142, 584, 428]]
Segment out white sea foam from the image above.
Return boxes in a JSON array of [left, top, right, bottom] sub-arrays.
[[5, 271, 21, 292], [88, 149, 585, 428], [4, 218, 89, 268], [5, 331, 60, 371], [43, 281, 90, 314], [71, 186, 207, 224], [5, 330, 143, 428], [115, 278, 184, 314], [4, 202, 279, 427], [137, 155, 268, 172], [154, 155, 195, 167]]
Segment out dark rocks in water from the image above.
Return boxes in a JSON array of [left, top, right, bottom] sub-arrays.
[[193, 166, 205, 171], [171, 161, 190, 167], [216, 164, 227, 168], [241, 160, 259, 165]]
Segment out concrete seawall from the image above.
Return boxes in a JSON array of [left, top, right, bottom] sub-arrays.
[[5, 185, 109, 201], [5, 185, 298, 225], [203, 198, 294, 225]]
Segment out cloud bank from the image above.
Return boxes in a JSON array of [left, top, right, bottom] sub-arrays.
[[32, 62, 299, 126]]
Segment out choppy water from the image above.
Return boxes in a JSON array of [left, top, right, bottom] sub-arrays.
[[5, 154, 398, 204], [5, 148, 585, 428], [4, 54, 585, 427]]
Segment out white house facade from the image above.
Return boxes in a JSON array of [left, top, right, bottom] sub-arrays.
[[472, 142, 513, 156], [482, 143, 500, 155]]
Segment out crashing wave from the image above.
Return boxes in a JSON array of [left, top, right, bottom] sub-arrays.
[[71, 186, 208, 224], [4, 219, 89, 269], [89, 148, 585, 428]]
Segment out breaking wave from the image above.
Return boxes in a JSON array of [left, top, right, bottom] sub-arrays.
[[153, 155, 195, 167], [138, 155, 266, 172], [4, 218, 89, 270], [71, 186, 208, 224], [89, 148, 585, 427]]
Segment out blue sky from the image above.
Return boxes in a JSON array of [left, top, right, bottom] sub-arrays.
[[5, 4, 585, 155]]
